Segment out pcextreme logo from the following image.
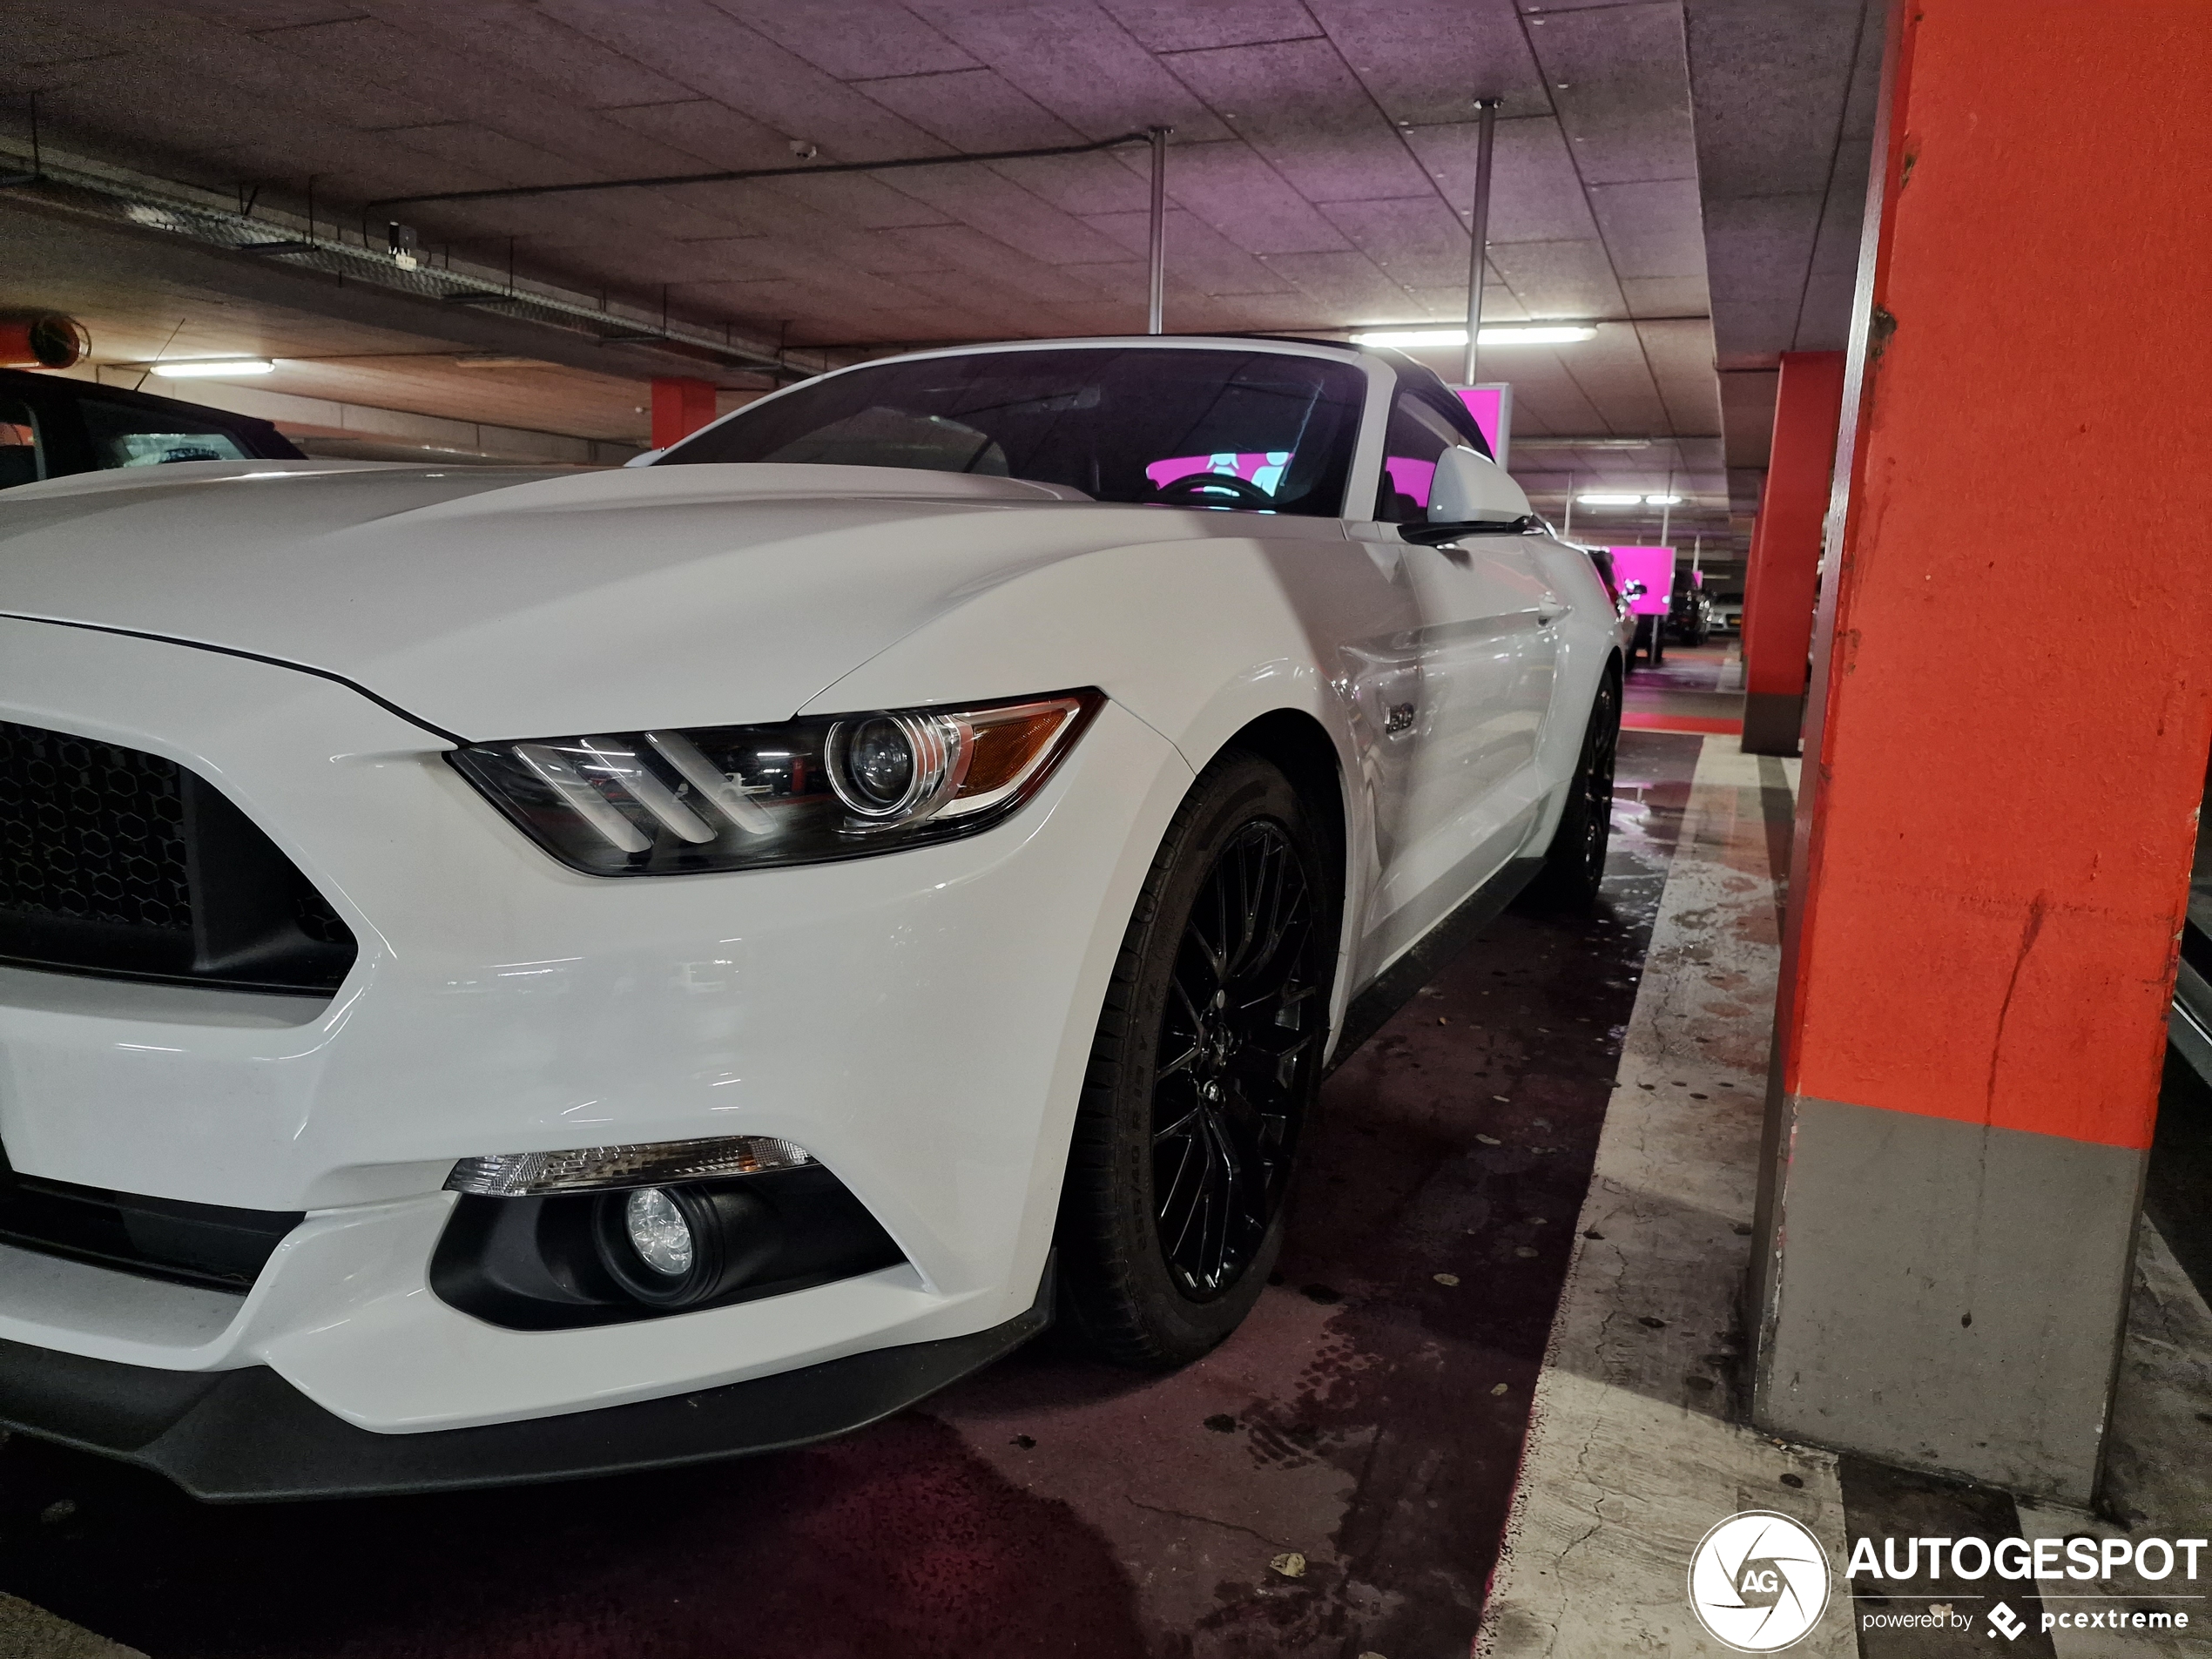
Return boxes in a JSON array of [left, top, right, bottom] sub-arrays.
[[1688, 1511, 1831, 1652]]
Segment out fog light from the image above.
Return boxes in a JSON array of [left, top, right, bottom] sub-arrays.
[[624, 1187, 693, 1277], [591, 1183, 784, 1309]]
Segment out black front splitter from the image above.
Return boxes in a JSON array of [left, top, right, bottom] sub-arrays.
[[0, 1273, 1049, 1503]]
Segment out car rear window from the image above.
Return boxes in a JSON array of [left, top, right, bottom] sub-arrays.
[[659, 347, 1368, 517], [80, 399, 253, 469]]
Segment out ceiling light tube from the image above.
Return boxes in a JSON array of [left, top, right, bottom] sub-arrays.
[[145, 359, 276, 378], [1575, 492, 1645, 506], [1643, 494, 1683, 505], [1350, 325, 1598, 347]]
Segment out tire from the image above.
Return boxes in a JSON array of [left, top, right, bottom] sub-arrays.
[[1055, 751, 1338, 1369], [1523, 670, 1621, 913]]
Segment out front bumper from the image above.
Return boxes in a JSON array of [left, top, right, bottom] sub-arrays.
[[0, 1264, 1050, 1502], [0, 618, 1190, 1441]]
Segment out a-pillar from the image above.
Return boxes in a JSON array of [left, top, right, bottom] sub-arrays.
[[1738, 352, 1844, 756], [651, 377, 718, 450], [1749, 0, 2212, 1502]]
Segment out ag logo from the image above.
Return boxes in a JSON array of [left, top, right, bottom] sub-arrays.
[[1687, 1511, 1831, 1651]]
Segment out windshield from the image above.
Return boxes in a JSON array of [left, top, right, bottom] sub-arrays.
[[658, 347, 1369, 517]]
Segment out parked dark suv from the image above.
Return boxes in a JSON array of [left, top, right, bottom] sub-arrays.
[[0, 367, 301, 489]]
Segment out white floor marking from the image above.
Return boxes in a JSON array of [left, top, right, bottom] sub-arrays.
[[1474, 738, 1855, 1656]]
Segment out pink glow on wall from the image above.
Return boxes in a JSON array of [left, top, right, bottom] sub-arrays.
[[1611, 545, 1676, 617]]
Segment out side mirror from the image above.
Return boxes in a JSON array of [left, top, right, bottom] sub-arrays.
[[1402, 446, 1534, 544]]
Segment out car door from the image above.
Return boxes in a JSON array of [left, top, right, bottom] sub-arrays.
[[1356, 384, 1561, 966]]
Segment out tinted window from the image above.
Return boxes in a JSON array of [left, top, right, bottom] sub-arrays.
[[80, 400, 252, 469], [662, 347, 1368, 517], [1374, 389, 1472, 523], [0, 399, 42, 491]]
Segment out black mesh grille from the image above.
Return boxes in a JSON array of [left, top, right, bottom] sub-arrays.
[[0, 720, 355, 995], [0, 723, 193, 934]]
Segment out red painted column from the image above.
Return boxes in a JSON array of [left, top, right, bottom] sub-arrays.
[[1749, 0, 2212, 1502], [1737, 352, 1844, 755], [651, 378, 717, 450]]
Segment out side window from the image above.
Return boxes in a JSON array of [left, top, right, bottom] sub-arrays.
[[79, 399, 251, 469], [1374, 391, 1468, 523], [0, 399, 44, 490]]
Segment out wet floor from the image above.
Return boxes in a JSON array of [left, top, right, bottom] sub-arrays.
[[0, 732, 1706, 1659], [1625, 641, 1745, 728]]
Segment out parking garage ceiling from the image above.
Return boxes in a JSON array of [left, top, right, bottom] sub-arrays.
[[1, 0, 1878, 563]]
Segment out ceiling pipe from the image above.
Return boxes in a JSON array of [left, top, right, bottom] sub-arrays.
[[368, 131, 1157, 210]]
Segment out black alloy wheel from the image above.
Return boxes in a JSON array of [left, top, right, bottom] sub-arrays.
[[1524, 668, 1621, 913], [1056, 751, 1337, 1367], [1151, 818, 1320, 1299]]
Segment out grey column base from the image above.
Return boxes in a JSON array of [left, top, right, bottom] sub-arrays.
[[1740, 691, 1805, 756], [1750, 1096, 2144, 1504]]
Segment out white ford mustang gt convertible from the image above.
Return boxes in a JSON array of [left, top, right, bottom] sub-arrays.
[[0, 336, 1618, 1499]]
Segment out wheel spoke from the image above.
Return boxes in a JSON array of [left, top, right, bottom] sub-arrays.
[[1147, 813, 1326, 1300]]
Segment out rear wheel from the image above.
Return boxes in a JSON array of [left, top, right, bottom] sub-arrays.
[[1055, 752, 1336, 1368], [1524, 670, 1621, 913]]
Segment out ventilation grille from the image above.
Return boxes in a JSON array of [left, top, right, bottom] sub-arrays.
[[0, 720, 355, 995]]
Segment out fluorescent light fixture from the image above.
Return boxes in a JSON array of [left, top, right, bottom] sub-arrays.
[[1576, 491, 1645, 506], [1644, 493, 1683, 505], [1349, 324, 1598, 347], [146, 359, 275, 378]]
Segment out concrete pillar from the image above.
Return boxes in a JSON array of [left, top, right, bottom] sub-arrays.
[[651, 377, 717, 450], [1749, 0, 2212, 1503], [1738, 353, 1844, 756]]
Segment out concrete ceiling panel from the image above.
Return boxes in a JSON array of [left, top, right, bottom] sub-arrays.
[[1483, 237, 1626, 321], [1253, 249, 1416, 320], [1718, 366, 1779, 467], [868, 167, 1134, 265], [1399, 283, 1528, 322], [1079, 210, 1297, 296], [1700, 192, 1823, 364], [847, 69, 1089, 153], [533, 0, 947, 163], [1618, 276, 1712, 319], [1404, 118, 1602, 246], [986, 152, 1155, 219], [900, 2, 1235, 144], [1315, 195, 1476, 291], [1159, 39, 1439, 203], [1304, 0, 1550, 126], [758, 171, 961, 232], [1585, 178, 1710, 282], [1681, 0, 1868, 199], [712, 0, 980, 83], [1527, 3, 1699, 186], [884, 226, 1126, 305], [596, 98, 800, 172], [1635, 317, 1724, 432], [1096, 0, 1325, 54], [1149, 140, 1352, 256], [353, 0, 698, 111]]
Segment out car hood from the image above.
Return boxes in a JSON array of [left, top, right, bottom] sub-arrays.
[[0, 460, 1173, 740]]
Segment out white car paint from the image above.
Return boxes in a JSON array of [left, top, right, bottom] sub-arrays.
[[0, 335, 1617, 1440]]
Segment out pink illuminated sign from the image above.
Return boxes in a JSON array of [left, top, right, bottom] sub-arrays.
[[1451, 383, 1513, 467], [1610, 545, 1676, 617]]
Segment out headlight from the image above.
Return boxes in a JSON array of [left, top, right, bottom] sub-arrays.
[[448, 689, 1103, 875]]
